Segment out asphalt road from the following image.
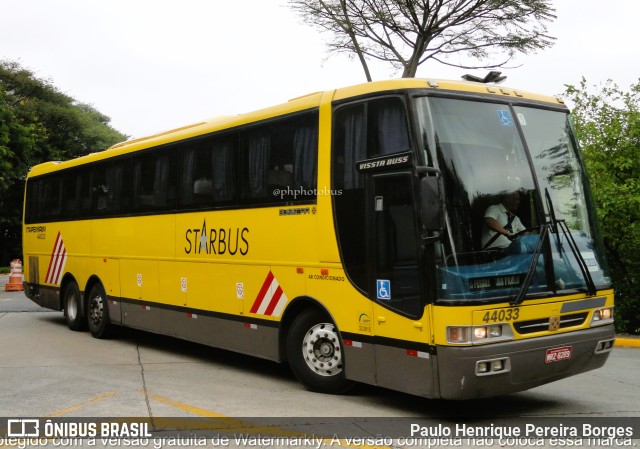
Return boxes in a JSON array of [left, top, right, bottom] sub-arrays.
[[1, 276, 639, 448]]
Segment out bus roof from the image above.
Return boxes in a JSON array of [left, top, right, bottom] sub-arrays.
[[26, 78, 565, 178]]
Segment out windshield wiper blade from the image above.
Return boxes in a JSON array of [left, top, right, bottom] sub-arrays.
[[545, 187, 597, 296], [511, 224, 548, 306], [557, 219, 598, 296], [545, 189, 563, 254], [512, 188, 598, 305]]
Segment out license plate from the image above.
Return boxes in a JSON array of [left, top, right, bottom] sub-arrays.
[[545, 346, 572, 363]]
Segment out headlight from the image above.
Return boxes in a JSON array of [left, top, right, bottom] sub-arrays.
[[473, 325, 502, 340], [447, 324, 513, 345], [473, 327, 488, 340], [591, 307, 614, 326]]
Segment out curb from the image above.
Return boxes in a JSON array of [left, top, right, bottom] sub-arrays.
[[615, 336, 640, 348]]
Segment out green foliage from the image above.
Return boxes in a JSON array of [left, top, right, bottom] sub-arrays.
[[0, 60, 128, 264], [565, 78, 640, 334]]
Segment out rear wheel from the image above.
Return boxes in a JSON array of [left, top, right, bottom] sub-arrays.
[[87, 282, 111, 339], [63, 280, 85, 331], [286, 308, 354, 394]]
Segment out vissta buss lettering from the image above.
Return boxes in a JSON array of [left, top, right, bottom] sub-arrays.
[[185, 226, 249, 256], [358, 155, 409, 171], [359, 160, 387, 170]]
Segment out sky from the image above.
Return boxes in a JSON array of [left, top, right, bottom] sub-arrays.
[[2, 0, 639, 140]]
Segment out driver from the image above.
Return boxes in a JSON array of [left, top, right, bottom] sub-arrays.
[[481, 191, 527, 249]]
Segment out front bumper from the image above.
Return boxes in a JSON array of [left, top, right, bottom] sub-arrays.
[[437, 324, 615, 400]]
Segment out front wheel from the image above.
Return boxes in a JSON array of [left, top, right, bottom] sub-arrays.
[[286, 308, 354, 394], [87, 283, 111, 339]]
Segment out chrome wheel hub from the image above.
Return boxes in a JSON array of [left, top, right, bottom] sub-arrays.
[[89, 295, 104, 325], [302, 323, 343, 377]]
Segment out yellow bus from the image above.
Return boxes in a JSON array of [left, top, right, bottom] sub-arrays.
[[22, 78, 615, 399]]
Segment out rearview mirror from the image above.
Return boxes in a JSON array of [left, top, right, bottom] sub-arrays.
[[420, 175, 443, 232]]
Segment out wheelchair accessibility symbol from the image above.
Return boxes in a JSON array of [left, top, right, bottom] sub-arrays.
[[377, 279, 391, 300], [497, 109, 514, 127]]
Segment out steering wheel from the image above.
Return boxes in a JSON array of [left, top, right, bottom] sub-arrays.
[[511, 226, 538, 239]]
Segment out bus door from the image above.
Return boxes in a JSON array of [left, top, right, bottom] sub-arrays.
[[369, 172, 434, 396]]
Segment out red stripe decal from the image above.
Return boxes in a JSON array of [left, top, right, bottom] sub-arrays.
[[263, 285, 283, 316], [250, 271, 274, 313], [51, 247, 66, 285], [45, 232, 62, 283]]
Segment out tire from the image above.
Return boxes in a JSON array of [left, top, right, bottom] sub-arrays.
[[87, 282, 111, 339], [63, 280, 85, 331], [286, 308, 354, 394]]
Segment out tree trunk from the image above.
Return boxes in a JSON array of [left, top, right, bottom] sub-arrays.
[[338, 0, 372, 82]]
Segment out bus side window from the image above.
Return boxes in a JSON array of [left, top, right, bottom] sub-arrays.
[[132, 150, 177, 212], [242, 130, 271, 202], [93, 161, 131, 215], [180, 141, 209, 208], [240, 111, 318, 204], [291, 117, 318, 193], [93, 165, 108, 212], [78, 171, 92, 216], [368, 98, 411, 157], [25, 179, 40, 223], [41, 177, 62, 220], [61, 170, 91, 219], [180, 135, 237, 209], [211, 138, 236, 204], [332, 103, 367, 292]]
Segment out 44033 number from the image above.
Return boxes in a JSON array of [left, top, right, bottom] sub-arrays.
[[482, 308, 520, 323]]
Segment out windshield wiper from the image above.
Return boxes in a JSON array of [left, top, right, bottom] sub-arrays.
[[511, 224, 548, 306], [545, 189, 562, 253], [544, 189, 597, 296], [511, 189, 597, 305], [556, 219, 597, 296]]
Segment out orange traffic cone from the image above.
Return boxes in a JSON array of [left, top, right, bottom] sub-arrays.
[[5, 259, 24, 292]]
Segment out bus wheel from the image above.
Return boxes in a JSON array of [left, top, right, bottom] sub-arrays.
[[87, 283, 111, 339], [63, 280, 85, 331], [286, 308, 354, 394]]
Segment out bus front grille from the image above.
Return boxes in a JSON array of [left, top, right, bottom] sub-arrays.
[[514, 312, 589, 334]]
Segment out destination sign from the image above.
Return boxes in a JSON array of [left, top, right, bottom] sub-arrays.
[[468, 274, 524, 291]]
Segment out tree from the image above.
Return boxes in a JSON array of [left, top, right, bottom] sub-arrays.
[[290, 0, 556, 80], [0, 60, 128, 264], [565, 78, 640, 334]]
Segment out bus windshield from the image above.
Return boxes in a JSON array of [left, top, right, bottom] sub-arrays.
[[415, 96, 611, 302]]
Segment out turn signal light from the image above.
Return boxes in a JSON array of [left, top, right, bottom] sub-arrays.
[[447, 324, 512, 345]]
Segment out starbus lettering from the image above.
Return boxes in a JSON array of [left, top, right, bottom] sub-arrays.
[[184, 220, 249, 256]]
